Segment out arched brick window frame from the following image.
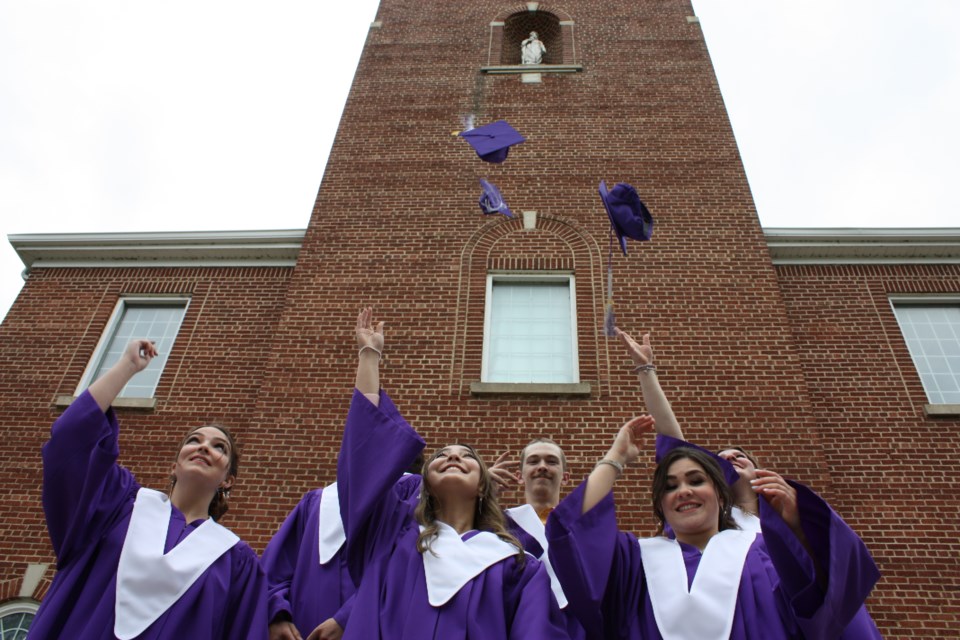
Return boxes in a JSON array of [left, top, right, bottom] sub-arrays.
[[449, 213, 613, 397], [487, 4, 577, 67]]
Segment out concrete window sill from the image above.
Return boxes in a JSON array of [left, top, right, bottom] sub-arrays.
[[924, 404, 960, 417], [470, 382, 591, 397], [54, 395, 157, 410]]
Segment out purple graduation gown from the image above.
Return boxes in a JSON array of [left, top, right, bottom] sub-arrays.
[[546, 478, 880, 640], [337, 389, 570, 639], [260, 488, 356, 635], [507, 511, 586, 640], [30, 390, 268, 640], [261, 475, 422, 635], [655, 434, 883, 639]]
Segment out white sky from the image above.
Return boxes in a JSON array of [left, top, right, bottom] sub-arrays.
[[1, 1, 958, 321]]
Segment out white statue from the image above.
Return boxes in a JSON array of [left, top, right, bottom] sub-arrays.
[[521, 31, 546, 65]]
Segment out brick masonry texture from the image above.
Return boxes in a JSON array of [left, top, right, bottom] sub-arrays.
[[0, 1, 955, 636]]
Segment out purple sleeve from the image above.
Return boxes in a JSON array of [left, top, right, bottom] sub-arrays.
[[337, 389, 425, 584], [261, 491, 317, 623], [224, 543, 270, 640], [760, 481, 881, 638], [546, 480, 644, 636], [503, 557, 570, 640], [41, 389, 138, 564], [331, 593, 355, 631]]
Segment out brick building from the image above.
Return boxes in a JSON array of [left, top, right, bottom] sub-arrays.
[[1, 1, 958, 637]]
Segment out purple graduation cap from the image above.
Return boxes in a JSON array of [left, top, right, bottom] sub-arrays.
[[478, 179, 514, 218], [599, 180, 654, 255], [599, 180, 654, 336], [459, 120, 526, 163]]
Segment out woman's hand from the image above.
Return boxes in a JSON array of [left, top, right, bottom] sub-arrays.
[[122, 339, 157, 374], [356, 307, 384, 353], [752, 469, 800, 530], [269, 620, 303, 640], [615, 328, 653, 367], [606, 415, 656, 467], [488, 451, 520, 498], [307, 618, 343, 640]]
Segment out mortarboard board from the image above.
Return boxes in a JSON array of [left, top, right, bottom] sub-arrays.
[[478, 179, 514, 218], [459, 120, 526, 163], [599, 180, 654, 336], [599, 181, 654, 256]]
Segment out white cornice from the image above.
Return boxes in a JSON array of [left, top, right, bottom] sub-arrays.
[[9, 229, 305, 270], [764, 227, 960, 264]]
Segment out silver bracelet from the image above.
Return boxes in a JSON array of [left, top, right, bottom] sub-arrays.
[[594, 458, 624, 476], [633, 363, 656, 374], [358, 345, 382, 361]]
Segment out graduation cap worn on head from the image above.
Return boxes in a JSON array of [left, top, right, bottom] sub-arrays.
[[459, 120, 526, 163], [599, 180, 654, 336], [478, 179, 514, 218]]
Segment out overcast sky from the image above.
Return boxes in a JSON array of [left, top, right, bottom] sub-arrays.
[[1, 1, 958, 321]]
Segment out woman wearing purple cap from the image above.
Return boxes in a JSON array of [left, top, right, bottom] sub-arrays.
[[30, 339, 268, 639], [546, 408, 880, 639], [336, 309, 568, 639], [617, 327, 883, 638]]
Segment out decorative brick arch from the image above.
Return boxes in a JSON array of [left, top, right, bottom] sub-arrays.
[[449, 212, 610, 396], [487, 4, 577, 66]]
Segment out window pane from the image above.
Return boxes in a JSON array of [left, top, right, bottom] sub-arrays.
[[486, 280, 575, 383], [91, 303, 187, 398], [894, 304, 960, 404]]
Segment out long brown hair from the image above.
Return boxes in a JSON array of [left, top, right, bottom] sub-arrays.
[[170, 423, 240, 522], [415, 443, 524, 565], [651, 447, 738, 537]]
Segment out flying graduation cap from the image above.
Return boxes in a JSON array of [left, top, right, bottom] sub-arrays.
[[478, 179, 514, 218], [459, 120, 526, 163], [599, 180, 654, 336]]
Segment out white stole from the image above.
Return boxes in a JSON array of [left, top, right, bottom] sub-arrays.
[[637, 530, 756, 640], [318, 482, 346, 564], [504, 504, 568, 608], [420, 522, 518, 607], [732, 506, 762, 533], [115, 488, 239, 640]]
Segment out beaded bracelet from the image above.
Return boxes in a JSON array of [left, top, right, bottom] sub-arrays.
[[594, 458, 624, 476], [633, 363, 656, 374]]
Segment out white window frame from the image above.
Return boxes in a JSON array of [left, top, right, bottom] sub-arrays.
[[890, 295, 960, 408], [0, 599, 40, 639], [481, 272, 579, 384], [75, 296, 191, 400]]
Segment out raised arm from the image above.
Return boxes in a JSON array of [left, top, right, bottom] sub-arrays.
[[355, 308, 384, 405], [88, 339, 157, 412], [615, 329, 683, 440], [582, 415, 655, 513]]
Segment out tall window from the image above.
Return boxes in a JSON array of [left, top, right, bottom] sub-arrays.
[[77, 297, 189, 399], [482, 275, 578, 383], [892, 301, 960, 404]]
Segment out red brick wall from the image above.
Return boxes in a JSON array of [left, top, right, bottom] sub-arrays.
[[0, 266, 293, 589], [776, 263, 960, 636], [0, 1, 948, 637]]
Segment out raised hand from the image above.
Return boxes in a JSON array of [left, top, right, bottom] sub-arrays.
[[122, 338, 158, 373], [89, 339, 158, 412], [356, 307, 384, 354], [488, 451, 520, 497], [752, 469, 800, 530], [615, 328, 653, 367], [607, 415, 656, 467]]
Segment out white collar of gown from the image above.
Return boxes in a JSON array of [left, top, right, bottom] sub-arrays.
[[637, 529, 756, 640], [115, 488, 239, 640], [420, 521, 518, 607], [732, 505, 762, 533], [318, 482, 345, 564], [504, 504, 568, 608]]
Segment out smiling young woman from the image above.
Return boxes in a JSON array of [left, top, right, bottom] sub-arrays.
[[335, 309, 567, 639], [30, 339, 268, 640]]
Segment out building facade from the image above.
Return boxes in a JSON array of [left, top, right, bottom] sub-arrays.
[[0, 2, 958, 636]]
